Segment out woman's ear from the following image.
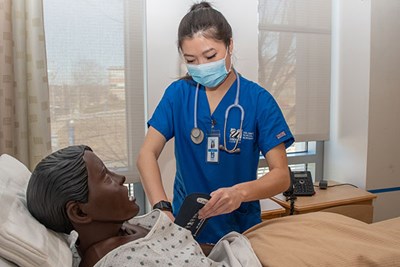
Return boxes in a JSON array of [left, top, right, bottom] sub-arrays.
[[66, 201, 92, 225], [229, 38, 234, 54]]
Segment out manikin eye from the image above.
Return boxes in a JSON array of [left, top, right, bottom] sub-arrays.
[[105, 174, 112, 184]]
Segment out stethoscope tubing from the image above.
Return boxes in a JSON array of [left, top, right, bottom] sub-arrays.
[[192, 69, 244, 153]]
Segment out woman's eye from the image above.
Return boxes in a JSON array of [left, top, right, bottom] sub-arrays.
[[206, 54, 216, 60], [186, 59, 195, 64]]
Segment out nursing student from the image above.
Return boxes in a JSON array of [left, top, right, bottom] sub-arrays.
[[137, 1, 294, 244]]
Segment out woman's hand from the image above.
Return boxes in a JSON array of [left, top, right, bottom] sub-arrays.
[[164, 210, 175, 221], [197, 144, 289, 220], [198, 187, 244, 219]]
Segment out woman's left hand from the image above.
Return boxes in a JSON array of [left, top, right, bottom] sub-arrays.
[[198, 187, 244, 219]]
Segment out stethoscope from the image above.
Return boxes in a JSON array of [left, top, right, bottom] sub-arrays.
[[190, 69, 244, 153]]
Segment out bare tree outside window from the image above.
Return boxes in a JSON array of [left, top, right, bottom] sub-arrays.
[[258, 0, 331, 143], [45, 0, 145, 176]]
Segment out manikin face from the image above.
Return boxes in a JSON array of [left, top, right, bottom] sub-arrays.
[[181, 34, 232, 68], [81, 150, 139, 223]]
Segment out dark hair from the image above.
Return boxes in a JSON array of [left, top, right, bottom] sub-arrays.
[[178, 1, 232, 50], [26, 145, 92, 234]]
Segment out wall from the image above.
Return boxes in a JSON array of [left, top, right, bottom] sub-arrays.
[[146, 0, 258, 198], [325, 0, 400, 221], [324, 0, 371, 188], [367, 0, 400, 221]]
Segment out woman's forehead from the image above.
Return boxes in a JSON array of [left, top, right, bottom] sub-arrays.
[[181, 35, 225, 54]]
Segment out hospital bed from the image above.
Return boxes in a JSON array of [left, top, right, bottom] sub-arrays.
[[1, 153, 400, 267]]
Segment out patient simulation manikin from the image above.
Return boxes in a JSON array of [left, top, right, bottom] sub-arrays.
[[26, 145, 260, 267]]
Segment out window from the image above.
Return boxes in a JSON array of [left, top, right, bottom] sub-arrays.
[[258, 141, 324, 180], [258, 0, 332, 180], [44, 0, 146, 208], [258, 0, 331, 141]]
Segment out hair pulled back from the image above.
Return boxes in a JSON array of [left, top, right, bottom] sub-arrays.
[[178, 1, 232, 50], [26, 145, 92, 234]]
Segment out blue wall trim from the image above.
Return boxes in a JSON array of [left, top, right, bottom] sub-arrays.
[[368, 187, 400, 194]]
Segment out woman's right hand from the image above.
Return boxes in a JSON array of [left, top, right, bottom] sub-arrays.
[[137, 127, 173, 221], [164, 210, 175, 221]]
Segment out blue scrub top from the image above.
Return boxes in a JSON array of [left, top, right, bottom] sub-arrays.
[[148, 74, 294, 244]]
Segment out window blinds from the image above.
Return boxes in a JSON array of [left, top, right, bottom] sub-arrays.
[[258, 0, 332, 141]]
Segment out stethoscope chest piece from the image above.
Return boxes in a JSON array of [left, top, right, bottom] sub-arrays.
[[190, 127, 204, 144], [190, 69, 243, 151]]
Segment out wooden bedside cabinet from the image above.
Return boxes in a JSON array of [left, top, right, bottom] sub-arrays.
[[271, 181, 377, 223], [260, 198, 286, 220]]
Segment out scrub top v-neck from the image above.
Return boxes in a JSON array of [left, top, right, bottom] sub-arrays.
[[148, 74, 294, 243]]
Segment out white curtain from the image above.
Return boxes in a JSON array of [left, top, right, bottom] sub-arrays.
[[0, 0, 51, 170], [258, 0, 332, 142]]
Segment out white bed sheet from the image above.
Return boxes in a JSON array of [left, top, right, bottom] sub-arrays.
[[0, 256, 18, 267]]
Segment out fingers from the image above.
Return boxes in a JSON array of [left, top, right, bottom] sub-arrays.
[[198, 188, 242, 219], [198, 191, 223, 219], [201, 201, 229, 219]]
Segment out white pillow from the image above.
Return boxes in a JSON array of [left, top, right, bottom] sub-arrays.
[[0, 154, 72, 267]]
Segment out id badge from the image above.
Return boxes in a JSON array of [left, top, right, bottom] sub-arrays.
[[206, 131, 220, 163]]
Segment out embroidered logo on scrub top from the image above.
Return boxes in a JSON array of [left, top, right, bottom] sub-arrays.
[[229, 128, 242, 139], [229, 128, 254, 142], [276, 131, 286, 139]]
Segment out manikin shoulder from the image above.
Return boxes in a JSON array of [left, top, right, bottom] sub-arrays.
[[79, 224, 149, 267]]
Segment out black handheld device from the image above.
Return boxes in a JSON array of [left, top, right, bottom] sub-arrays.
[[174, 193, 211, 238]]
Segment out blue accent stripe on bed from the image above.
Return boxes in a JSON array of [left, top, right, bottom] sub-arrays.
[[368, 187, 400, 194]]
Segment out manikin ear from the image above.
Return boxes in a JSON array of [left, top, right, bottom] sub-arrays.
[[66, 201, 92, 225]]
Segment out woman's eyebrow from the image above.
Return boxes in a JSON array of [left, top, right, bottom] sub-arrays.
[[183, 48, 215, 57]]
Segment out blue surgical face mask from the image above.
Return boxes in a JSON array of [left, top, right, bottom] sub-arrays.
[[186, 50, 231, 88]]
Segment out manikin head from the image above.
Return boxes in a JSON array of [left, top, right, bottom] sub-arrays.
[[26, 145, 139, 234]]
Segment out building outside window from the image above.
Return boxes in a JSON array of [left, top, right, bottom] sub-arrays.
[[44, 0, 146, 210]]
